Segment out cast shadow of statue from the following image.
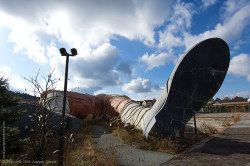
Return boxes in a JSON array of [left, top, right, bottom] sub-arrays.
[[190, 127, 250, 155], [191, 138, 250, 155]]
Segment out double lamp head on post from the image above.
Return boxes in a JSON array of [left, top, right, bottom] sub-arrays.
[[60, 48, 78, 57], [58, 48, 77, 166]]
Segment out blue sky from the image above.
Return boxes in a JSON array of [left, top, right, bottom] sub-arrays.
[[0, 0, 249, 100]]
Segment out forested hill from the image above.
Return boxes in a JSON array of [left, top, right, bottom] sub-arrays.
[[9, 91, 40, 101]]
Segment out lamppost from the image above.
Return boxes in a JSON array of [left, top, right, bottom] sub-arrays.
[[58, 48, 77, 166], [194, 113, 197, 135]]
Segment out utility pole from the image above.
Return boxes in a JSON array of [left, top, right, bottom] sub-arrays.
[[58, 48, 77, 166]]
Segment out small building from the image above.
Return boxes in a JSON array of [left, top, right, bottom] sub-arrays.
[[220, 101, 250, 112], [142, 98, 156, 108], [136, 101, 143, 105], [203, 98, 250, 112]]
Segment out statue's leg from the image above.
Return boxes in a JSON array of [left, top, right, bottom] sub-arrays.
[[120, 102, 150, 130], [118, 38, 230, 138], [43, 38, 230, 139], [141, 38, 230, 138]]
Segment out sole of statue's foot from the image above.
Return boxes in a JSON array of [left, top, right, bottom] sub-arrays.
[[143, 38, 230, 137]]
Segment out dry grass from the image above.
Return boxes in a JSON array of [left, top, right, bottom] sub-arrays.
[[6, 119, 119, 166], [111, 123, 207, 154], [199, 121, 218, 134], [233, 113, 240, 122], [222, 117, 232, 127], [220, 113, 241, 127], [6, 113, 241, 165], [63, 125, 119, 166]]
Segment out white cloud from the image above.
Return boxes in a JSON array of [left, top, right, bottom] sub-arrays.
[[0, 0, 174, 48], [158, 1, 193, 49], [0, 0, 175, 94], [221, 0, 249, 20], [8, 28, 47, 63], [0, 66, 30, 93], [233, 40, 246, 50], [225, 91, 250, 98], [49, 43, 122, 93], [0, 66, 11, 77], [10, 75, 30, 92], [184, 0, 250, 50], [122, 77, 153, 94], [122, 77, 162, 94], [0, 12, 48, 63], [139, 52, 177, 71], [159, 30, 183, 49], [228, 54, 250, 81], [46, 44, 60, 58], [116, 62, 133, 77], [94, 89, 106, 96], [157, 0, 250, 53], [1, 0, 250, 98], [72, 43, 121, 86], [201, 0, 217, 9], [146, 2, 192, 71], [122, 77, 163, 100], [235, 91, 250, 98]]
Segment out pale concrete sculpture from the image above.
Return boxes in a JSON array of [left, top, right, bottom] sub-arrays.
[[41, 38, 230, 138]]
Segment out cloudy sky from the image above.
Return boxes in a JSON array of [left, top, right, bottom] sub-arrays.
[[0, 0, 249, 100]]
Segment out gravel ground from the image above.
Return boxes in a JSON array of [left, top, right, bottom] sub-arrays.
[[162, 112, 250, 166]]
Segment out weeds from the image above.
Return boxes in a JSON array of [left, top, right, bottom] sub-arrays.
[[233, 113, 240, 122], [6, 119, 119, 166], [56, 121, 119, 166], [111, 121, 205, 154], [64, 125, 118, 166], [222, 117, 232, 127], [199, 121, 218, 134]]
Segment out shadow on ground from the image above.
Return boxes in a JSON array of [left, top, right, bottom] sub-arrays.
[[192, 137, 250, 156]]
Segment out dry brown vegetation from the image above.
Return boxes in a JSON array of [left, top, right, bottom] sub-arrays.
[[4, 119, 119, 166], [3, 113, 242, 165], [233, 113, 240, 122], [110, 120, 208, 155], [199, 121, 218, 134], [108, 113, 242, 155], [62, 124, 119, 166], [222, 117, 232, 127]]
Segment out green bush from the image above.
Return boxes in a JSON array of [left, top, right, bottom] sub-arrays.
[[0, 126, 30, 156], [0, 76, 30, 158]]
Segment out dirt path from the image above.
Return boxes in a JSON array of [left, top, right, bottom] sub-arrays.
[[162, 113, 250, 166], [92, 125, 173, 166]]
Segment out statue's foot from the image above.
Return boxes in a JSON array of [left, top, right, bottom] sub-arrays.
[[142, 38, 230, 138]]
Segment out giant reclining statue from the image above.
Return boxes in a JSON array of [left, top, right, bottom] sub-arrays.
[[41, 38, 230, 138]]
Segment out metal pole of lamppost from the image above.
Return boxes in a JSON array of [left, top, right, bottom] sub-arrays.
[[58, 48, 77, 166], [194, 112, 197, 135]]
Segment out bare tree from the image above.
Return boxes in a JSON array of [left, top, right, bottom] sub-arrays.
[[23, 70, 59, 164]]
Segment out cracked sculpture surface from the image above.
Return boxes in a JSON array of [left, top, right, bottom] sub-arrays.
[[41, 38, 230, 138]]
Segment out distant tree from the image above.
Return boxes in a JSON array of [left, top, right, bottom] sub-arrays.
[[0, 76, 29, 158], [0, 77, 20, 107], [215, 97, 221, 101], [232, 96, 243, 101], [222, 97, 231, 101], [16, 92, 40, 102]]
